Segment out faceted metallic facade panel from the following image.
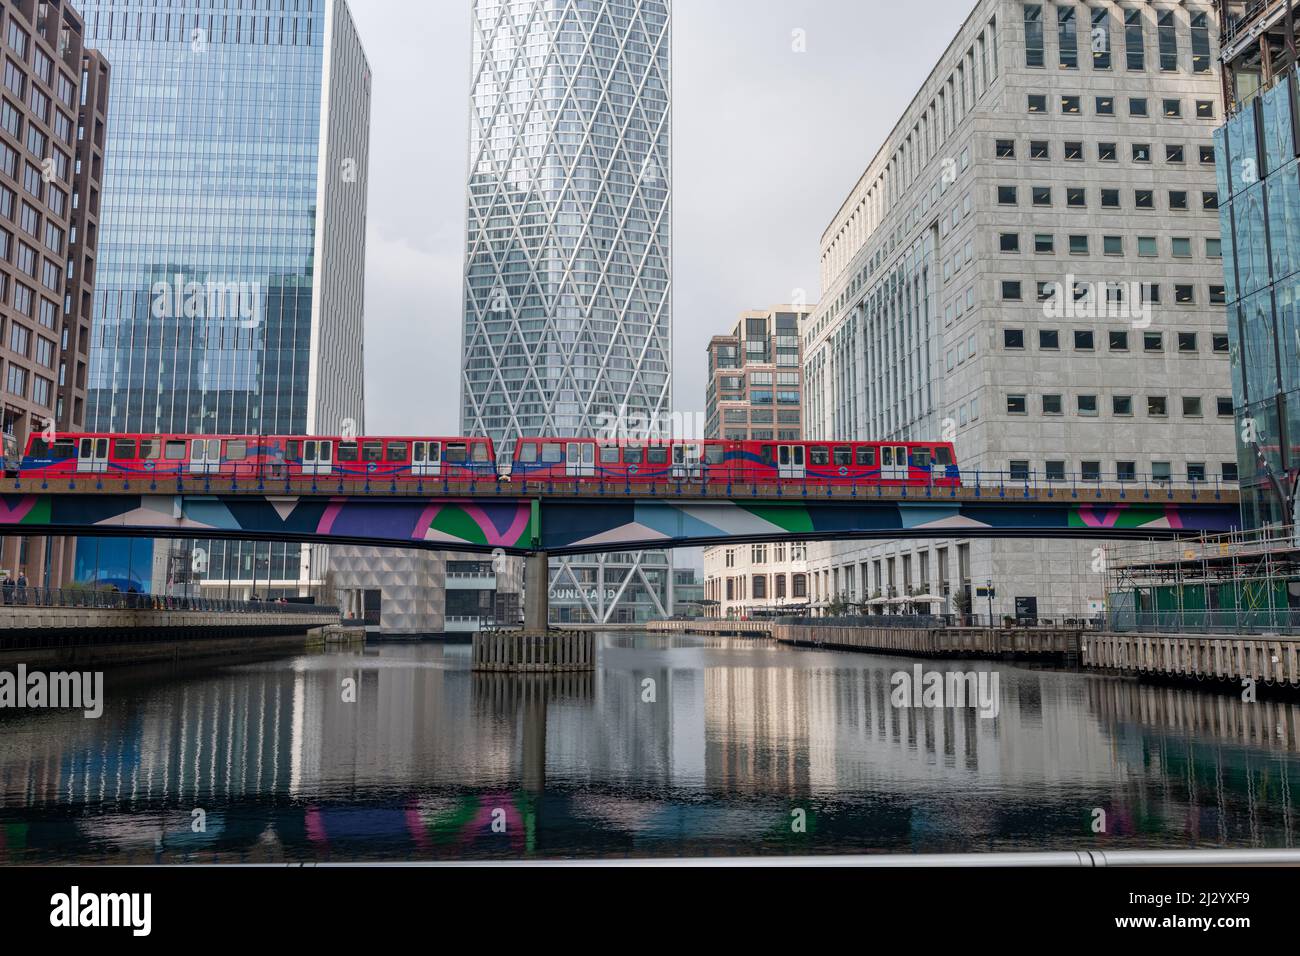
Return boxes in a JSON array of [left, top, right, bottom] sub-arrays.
[[461, 0, 673, 624], [461, 0, 672, 442]]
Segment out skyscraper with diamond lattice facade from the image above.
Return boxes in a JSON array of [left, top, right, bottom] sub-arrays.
[[461, 0, 673, 624]]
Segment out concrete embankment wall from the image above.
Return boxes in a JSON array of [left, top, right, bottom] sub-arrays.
[[0, 607, 343, 669], [646, 619, 1081, 661], [770, 624, 1081, 660]]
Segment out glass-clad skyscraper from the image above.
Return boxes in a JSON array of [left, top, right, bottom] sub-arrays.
[[461, 0, 673, 623], [78, 0, 370, 592], [1216, 75, 1300, 529]]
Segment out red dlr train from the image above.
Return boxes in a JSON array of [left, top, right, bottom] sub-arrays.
[[13, 432, 961, 487]]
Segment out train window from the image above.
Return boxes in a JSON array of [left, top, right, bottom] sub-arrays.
[[361, 441, 383, 462], [704, 445, 724, 464], [28, 437, 49, 457], [913, 447, 931, 467], [624, 445, 643, 464], [51, 439, 75, 460], [541, 443, 563, 463], [518, 442, 538, 463], [165, 441, 186, 460], [139, 439, 159, 460], [934, 447, 954, 466], [833, 446, 852, 466], [472, 442, 490, 463], [760, 445, 775, 466], [882, 447, 892, 465], [413, 444, 425, 463], [287, 441, 301, 461], [226, 440, 247, 461], [337, 442, 359, 463], [856, 446, 876, 467], [386, 442, 408, 462], [444, 443, 467, 463], [648, 447, 668, 465], [599, 445, 620, 464], [112, 439, 135, 459], [810, 446, 830, 466]]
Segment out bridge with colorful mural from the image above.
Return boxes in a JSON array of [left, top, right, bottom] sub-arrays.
[[0, 483, 1242, 556]]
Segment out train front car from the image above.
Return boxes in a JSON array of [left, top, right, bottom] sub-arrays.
[[928, 442, 961, 487], [17, 433, 78, 480]]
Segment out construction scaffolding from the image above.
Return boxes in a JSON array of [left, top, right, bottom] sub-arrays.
[[1104, 527, 1300, 634]]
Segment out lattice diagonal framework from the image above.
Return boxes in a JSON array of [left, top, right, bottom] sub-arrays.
[[461, 0, 672, 446], [460, 0, 673, 624]]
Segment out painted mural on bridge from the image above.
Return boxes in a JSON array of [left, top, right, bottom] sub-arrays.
[[0, 494, 537, 551], [0, 493, 1239, 554], [538, 499, 1240, 552]]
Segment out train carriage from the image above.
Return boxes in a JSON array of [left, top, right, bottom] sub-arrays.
[[509, 438, 718, 484], [732, 440, 959, 487], [18, 433, 498, 483], [508, 437, 960, 488]]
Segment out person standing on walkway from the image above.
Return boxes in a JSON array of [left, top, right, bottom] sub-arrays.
[[2, 573, 13, 605], [15, 569, 27, 605]]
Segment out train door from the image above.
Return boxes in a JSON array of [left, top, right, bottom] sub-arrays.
[[778, 444, 805, 480], [189, 438, 221, 474], [566, 442, 595, 478], [412, 441, 441, 477], [672, 443, 702, 480], [881, 445, 910, 481], [301, 440, 332, 476], [76, 436, 109, 473]]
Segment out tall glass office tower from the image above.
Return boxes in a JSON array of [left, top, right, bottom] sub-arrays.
[[461, 0, 673, 624], [79, 0, 370, 593]]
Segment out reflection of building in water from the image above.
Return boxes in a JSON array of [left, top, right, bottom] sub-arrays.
[[709, 662, 1124, 797], [545, 655, 686, 789], [705, 666, 812, 794]]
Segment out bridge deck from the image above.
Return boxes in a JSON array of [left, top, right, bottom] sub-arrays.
[[8, 474, 1239, 506]]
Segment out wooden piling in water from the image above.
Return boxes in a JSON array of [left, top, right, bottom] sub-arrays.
[[471, 629, 596, 672]]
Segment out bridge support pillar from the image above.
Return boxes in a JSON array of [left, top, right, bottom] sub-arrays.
[[472, 552, 594, 672], [524, 550, 549, 632]]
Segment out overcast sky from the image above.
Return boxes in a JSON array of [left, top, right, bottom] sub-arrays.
[[348, 0, 975, 434]]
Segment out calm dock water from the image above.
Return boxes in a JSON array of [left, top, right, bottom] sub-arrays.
[[0, 631, 1296, 862]]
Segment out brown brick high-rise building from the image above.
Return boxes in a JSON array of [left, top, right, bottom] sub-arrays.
[[0, 0, 107, 586]]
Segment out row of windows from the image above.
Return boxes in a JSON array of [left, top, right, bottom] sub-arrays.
[[1007, 460, 1235, 483], [1023, 6, 1213, 76], [998, 232, 1221, 259], [1004, 392, 1234, 419], [1026, 92, 1216, 120], [996, 137, 1216, 166], [996, 184, 1218, 212], [1002, 328, 1229, 355], [1002, 279, 1224, 307]]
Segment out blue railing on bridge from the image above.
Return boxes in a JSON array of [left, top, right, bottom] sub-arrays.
[[10, 465, 1238, 503]]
